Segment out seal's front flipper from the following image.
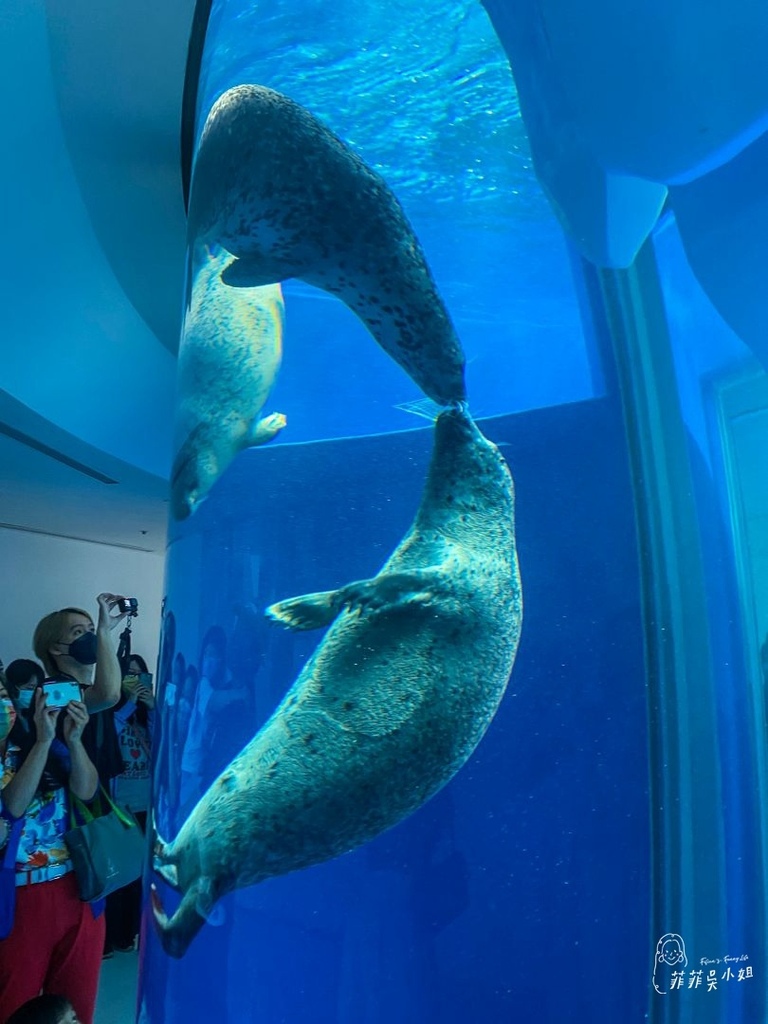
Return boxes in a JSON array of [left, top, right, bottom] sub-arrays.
[[244, 412, 287, 448], [267, 568, 450, 632], [266, 589, 342, 631], [152, 819, 180, 891], [151, 878, 215, 959], [337, 569, 447, 616]]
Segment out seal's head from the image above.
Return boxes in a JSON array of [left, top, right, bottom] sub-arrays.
[[426, 404, 513, 521], [171, 426, 219, 521]]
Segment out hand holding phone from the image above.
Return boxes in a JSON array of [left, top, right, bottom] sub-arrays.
[[33, 689, 61, 745], [136, 684, 155, 709], [62, 701, 89, 745]]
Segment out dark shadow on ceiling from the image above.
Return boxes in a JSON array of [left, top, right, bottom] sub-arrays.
[[181, 0, 214, 213]]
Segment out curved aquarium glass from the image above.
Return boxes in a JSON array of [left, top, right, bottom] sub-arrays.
[[139, 1, 768, 1022]]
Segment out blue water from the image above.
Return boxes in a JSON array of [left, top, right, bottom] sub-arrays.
[[141, 402, 649, 1023], [190, 0, 598, 444], [138, 1, 768, 1021]]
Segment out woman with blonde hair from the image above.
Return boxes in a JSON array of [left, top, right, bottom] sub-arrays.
[[32, 595, 127, 712], [0, 593, 130, 1023]]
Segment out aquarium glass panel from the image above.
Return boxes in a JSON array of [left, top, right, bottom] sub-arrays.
[[138, 2, 652, 1022]]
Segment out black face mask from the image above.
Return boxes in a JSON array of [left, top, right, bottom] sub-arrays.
[[64, 630, 98, 666]]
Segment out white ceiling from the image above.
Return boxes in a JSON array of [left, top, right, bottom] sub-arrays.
[[1, 0, 196, 552], [0, 387, 170, 554], [44, 0, 195, 355]]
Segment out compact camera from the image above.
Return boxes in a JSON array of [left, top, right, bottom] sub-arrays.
[[118, 597, 139, 616], [42, 681, 82, 708]]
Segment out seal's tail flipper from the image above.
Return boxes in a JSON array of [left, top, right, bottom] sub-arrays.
[[151, 882, 210, 959], [266, 589, 343, 631]]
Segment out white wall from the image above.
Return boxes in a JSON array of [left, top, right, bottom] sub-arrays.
[[0, 527, 165, 676]]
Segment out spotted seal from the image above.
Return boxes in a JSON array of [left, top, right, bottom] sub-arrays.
[[171, 244, 286, 520], [152, 405, 522, 956], [187, 84, 467, 408]]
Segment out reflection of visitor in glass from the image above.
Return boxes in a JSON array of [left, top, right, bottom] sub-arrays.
[[231, 603, 264, 709], [171, 654, 187, 719], [205, 635, 251, 750], [179, 629, 224, 810], [177, 664, 198, 746], [164, 653, 186, 817], [152, 611, 176, 834]]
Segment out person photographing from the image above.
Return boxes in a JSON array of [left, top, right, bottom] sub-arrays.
[[33, 594, 131, 713], [0, 681, 101, 1022], [0, 594, 134, 1021], [33, 595, 134, 797]]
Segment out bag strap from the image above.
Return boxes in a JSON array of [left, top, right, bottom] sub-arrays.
[[96, 785, 136, 829], [70, 785, 135, 830], [70, 794, 96, 829]]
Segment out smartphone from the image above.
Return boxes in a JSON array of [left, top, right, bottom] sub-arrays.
[[42, 681, 82, 708], [123, 673, 153, 696]]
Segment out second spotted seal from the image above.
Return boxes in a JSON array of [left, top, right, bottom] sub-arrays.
[[188, 84, 467, 408], [171, 244, 286, 520], [152, 406, 522, 956]]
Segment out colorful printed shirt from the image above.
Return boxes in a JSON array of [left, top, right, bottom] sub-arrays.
[[0, 744, 71, 873]]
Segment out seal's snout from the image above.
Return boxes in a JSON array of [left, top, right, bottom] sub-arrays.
[[434, 404, 487, 455], [170, 448, 198, 521], [436, 402, 472, 434]]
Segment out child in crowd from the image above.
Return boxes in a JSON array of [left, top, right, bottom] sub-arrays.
[[3, 660, 45, 704]]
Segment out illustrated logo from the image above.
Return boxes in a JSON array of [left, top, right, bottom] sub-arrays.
[[653, 933, 754, 994], [653, 934, 688, 994]]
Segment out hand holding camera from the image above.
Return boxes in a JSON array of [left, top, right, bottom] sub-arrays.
[[97, 593, 139, 630], [118, 597, 139, 616]]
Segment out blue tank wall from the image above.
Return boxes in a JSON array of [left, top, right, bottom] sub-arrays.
[[653, 218, 767, 1019], [139, 394, 649, 1023]]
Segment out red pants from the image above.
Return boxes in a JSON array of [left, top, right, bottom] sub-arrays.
[[0, 872, 105, 1024]]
